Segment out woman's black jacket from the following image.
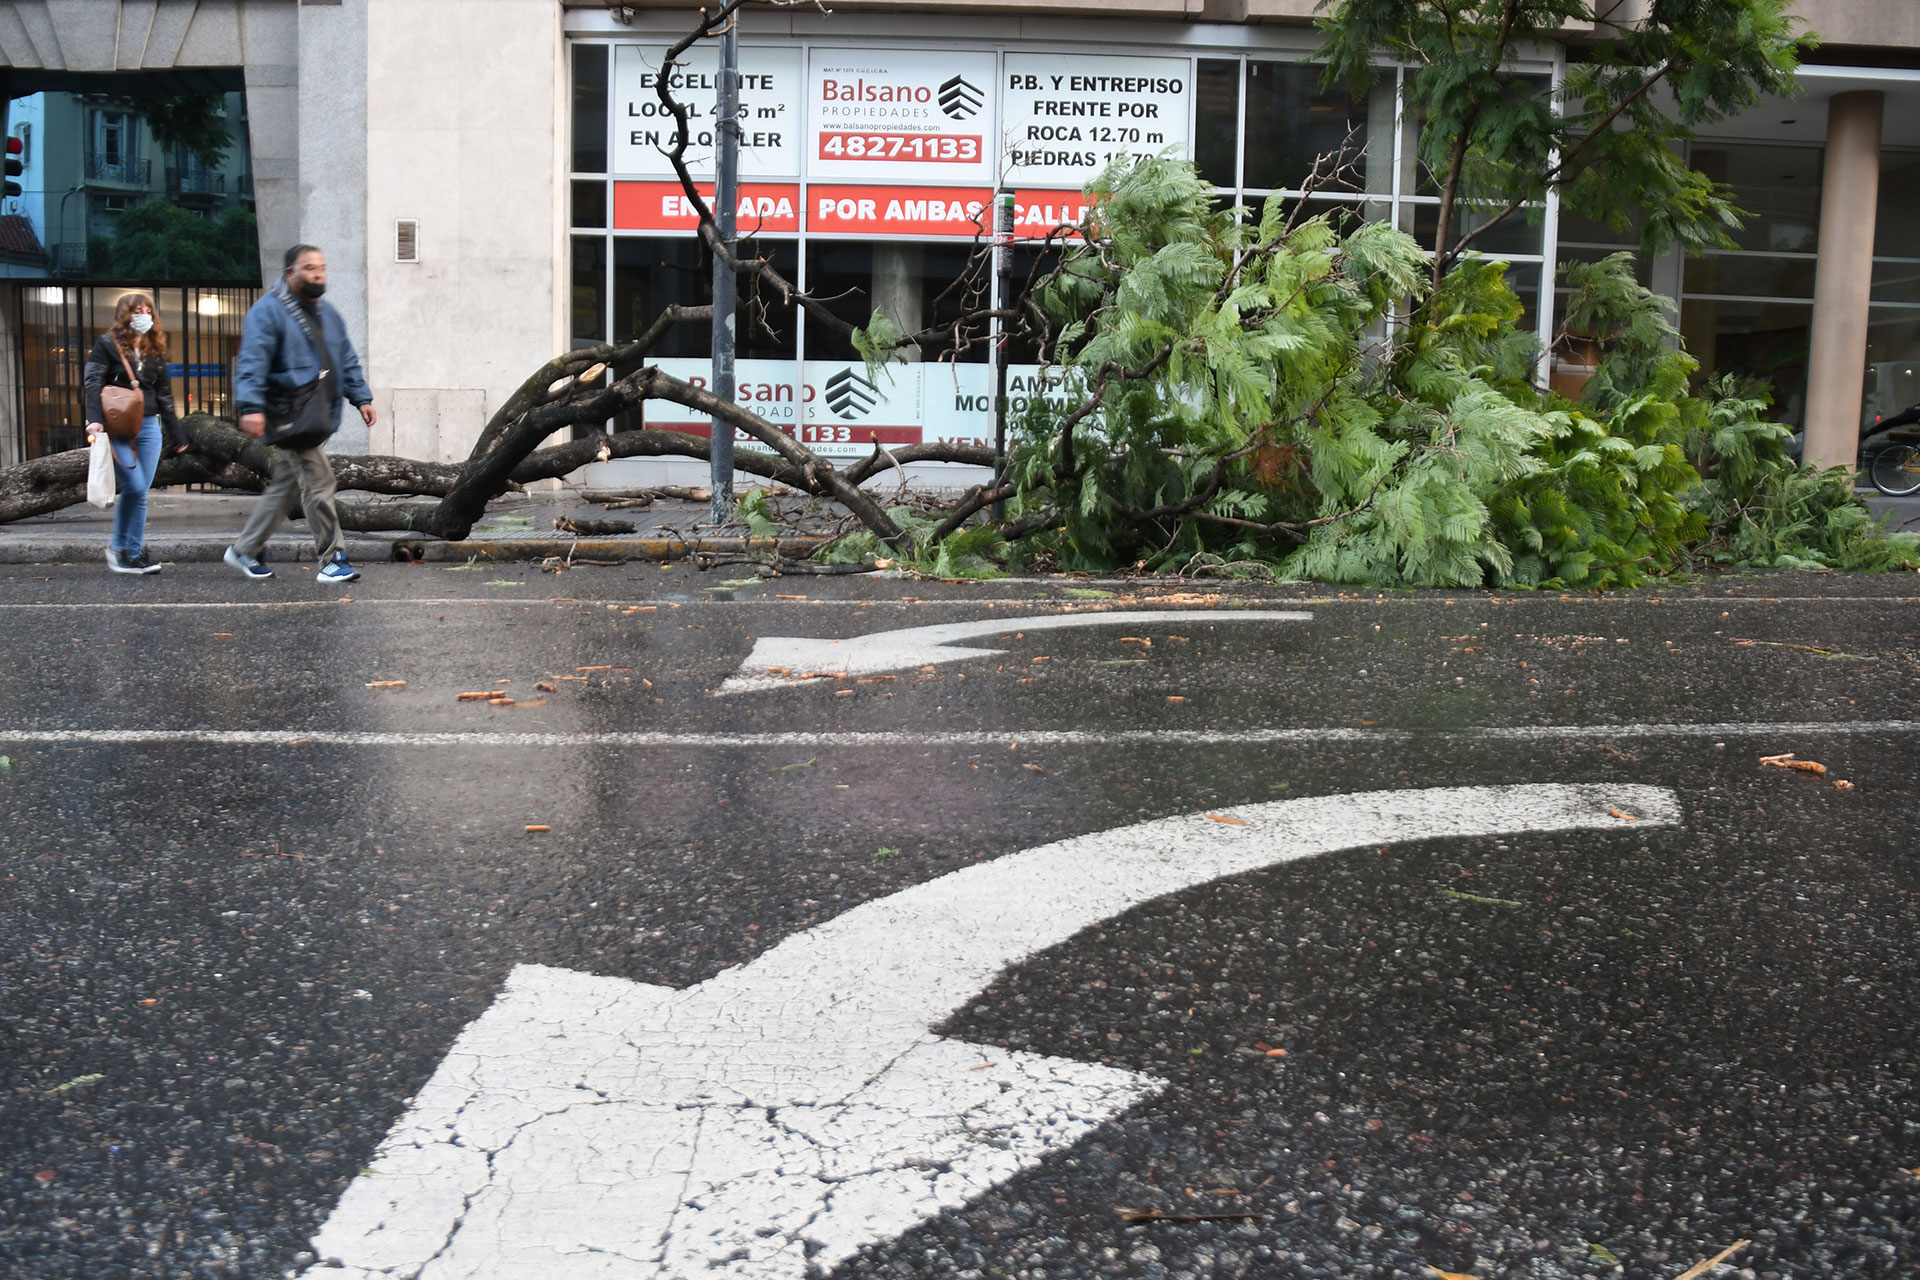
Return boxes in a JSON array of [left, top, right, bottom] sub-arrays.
[[83, 333, 184, 451]]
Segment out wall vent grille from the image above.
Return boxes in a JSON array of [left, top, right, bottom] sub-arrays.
[[395, 219, 419, 263]]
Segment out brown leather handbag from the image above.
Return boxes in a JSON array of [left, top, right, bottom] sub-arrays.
[[99, 343, 145, 439]]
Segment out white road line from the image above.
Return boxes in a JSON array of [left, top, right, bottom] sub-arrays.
[[304, 783, 1678, 1280], [1, 721, 1915, 750]]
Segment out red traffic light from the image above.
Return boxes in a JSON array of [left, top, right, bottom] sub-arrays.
[[4, 137, 19, 156]]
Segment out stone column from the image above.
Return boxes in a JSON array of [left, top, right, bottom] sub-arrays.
[[240, 0, 302, 293], [298, 0, 371, 452], [1803, 90, 1882, 472]]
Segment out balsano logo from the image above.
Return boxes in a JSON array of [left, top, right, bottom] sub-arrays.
[[824, 368, 880, 419], [939, 74, 984, 120]]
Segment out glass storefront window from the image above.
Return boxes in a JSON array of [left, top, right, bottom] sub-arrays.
[[1505, 262, 1542, 339], [1552, 207, 1653, 353], [1194, 59, 1240, 190], [1683, 253, 1818, 301], [1554, 244, 1653, 288], [1004, 246, 1067, 365], [1679, 297, 1811, 428], [572, 43, 608, 174], [1399, 75, 1548, 200], [803, 243, 989, 363], [1876, 154, 1920, 260], [1556, 209, 1637, 248], [1688, 144, 1821, 254], [1871, 260, 1920, 309], [1864, 308, 1920, 426], [1673, 143, 1826, 427], [573, 179, 606, 230], [611, 237, 799, 358], [1860, 154, 1920, 429], [1291, 196, 1390, 235], [1242, 62, 1393, 195], [1401, 201, 1544, 256], [171, 288, 254, 420], [571, 235, 605, 341], [732, 243, 801, 360], [615, 237, 706, 355]]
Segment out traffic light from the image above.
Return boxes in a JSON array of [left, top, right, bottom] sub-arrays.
[[3, 136, 21, 199]]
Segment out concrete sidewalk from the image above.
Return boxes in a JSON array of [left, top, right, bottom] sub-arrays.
[[0, 489, 830, 566], [8, 485, 1916, 570], [1866, 491, 1920, 532]]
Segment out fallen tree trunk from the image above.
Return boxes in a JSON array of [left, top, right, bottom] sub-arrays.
[[1, 318, 1004, 557], [337, 501, 443, 533], [0, 435, 265, 523], [181, 415, 469, 497], [0, 448, 87, 522]]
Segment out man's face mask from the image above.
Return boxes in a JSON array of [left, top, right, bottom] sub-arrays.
[[296, 280, 326, 300]]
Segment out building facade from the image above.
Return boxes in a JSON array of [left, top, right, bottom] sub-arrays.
[[1, 0, 1916, 479], [3, 88, 256, 280]]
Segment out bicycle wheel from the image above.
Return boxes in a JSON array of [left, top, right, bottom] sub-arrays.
[[1869, 443, 1920, 496]]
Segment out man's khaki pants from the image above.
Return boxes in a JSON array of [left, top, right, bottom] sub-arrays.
[[233, 442, 343, 561]]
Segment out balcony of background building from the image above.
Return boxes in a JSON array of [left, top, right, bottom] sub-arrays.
[[166, 166, 225, 199], [84, 152, 150, 186]]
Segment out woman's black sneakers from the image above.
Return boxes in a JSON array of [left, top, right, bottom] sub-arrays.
[[106, 547, 162, 575]]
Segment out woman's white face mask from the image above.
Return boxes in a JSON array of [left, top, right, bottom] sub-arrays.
[[129, 314, 154, 335]]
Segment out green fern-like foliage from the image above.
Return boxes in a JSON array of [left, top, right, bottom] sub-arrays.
[[1475, 254, 1705, 588], [1684, 375, 1920, 571], [832, 155, 1911, 586], [816, 505, 1016, 577]]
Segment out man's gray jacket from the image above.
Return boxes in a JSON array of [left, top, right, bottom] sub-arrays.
[[232, 281, 373, 424]]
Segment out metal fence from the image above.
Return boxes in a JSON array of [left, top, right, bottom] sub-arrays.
[[13, 283, 261, 460]]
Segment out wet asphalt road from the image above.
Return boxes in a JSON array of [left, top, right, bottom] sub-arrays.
[[1, 561, 1918, 1279]]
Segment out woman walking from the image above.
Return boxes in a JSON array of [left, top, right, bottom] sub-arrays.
[[84, 292, 187, 575]]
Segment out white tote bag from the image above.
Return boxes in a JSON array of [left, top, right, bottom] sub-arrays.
[[87, 433, 117, 509]]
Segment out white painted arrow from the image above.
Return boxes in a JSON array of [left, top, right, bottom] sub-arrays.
[[305, 783, 1677, 1280], [716, 610, 1312, 693]]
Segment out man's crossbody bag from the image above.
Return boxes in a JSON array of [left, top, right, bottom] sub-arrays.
[[262, 294, 339, 451]]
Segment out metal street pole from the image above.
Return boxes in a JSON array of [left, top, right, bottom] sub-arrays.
[[709, 17, 739, 524], [991, 190, 1016, 520]]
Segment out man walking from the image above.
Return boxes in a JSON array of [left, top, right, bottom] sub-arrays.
[[224, 243, 377, 583]]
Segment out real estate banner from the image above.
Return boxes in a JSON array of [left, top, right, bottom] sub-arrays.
[[806, 49, 999, 185], [643, 358, 1085, 459], [612, 45, 805, 178], [613, 182, 803, 233], [1000, 54, 1192, 187]]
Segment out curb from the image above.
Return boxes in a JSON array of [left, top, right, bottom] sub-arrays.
[[0, 534, 833, 566], [393, 535, 833, 563]]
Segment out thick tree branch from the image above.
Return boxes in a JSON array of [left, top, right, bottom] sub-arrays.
[[925, 483, 1016, 544], [633, 366, 909, 547]]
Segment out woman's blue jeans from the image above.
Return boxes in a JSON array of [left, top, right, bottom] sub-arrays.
[[110, 415, 161, 555]]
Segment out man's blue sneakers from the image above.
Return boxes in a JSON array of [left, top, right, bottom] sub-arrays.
[[223, 546, 273, 579], [316, 551, 361, 584]]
